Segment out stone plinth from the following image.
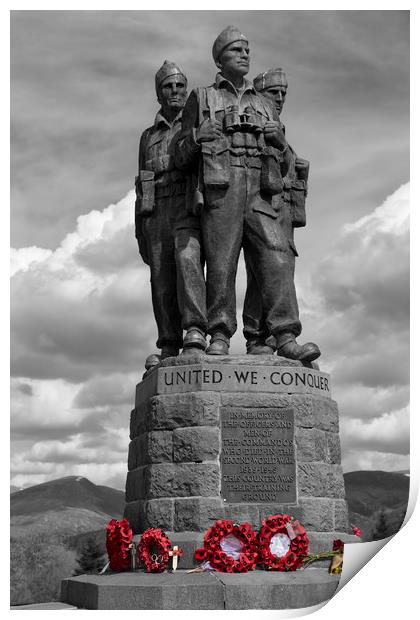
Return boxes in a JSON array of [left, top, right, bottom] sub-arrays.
[[124, 353, 354, 567], [61, 568, 340, 610]]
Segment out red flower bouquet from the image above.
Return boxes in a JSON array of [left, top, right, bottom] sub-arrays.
[[195, 519, 259, 573], [106, 518, 134, 572], [258, 513, 309, 571], [138, 528, 174, 573]]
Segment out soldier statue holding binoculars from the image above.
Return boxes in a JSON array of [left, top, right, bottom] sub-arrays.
[[175, 25, 320, 361]]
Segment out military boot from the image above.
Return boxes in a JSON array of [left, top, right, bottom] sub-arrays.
[[145, 353, 161, 370], [207, 332, 230, 356], [161, 346, 179, 360], [246, 339, 276, 355], [276, 332, 320, 363], [182, 327, 207, 354]]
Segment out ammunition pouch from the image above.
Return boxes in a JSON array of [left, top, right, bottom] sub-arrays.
[[155, 180, 186, 199], [290, 179, 307, 228], [135, 170, 155, 217], [186, 174, 204, 217], [201, 138, 230, 190], [145, 153, 172, 175], [260, 148, 284, 195]]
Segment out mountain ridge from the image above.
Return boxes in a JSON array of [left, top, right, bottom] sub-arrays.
[[10, 475, 125, 539]]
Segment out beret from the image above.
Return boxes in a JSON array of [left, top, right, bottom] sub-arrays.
[[212, 26, 248, 63], [254, 68, 288, 91], [155, 60, 187, 93]]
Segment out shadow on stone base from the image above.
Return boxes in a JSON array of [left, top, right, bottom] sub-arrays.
[[61, 568, 340, 610]]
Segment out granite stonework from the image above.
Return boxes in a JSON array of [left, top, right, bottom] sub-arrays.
[[62, 568, 340, 610], [124, 354, 354, 567]]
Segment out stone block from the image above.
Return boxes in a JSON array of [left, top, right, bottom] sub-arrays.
[[127, 435, 146, 470], [307, 531, 360, 554], [313, 398, 339, 433], [173, 426, 219, 462], [135, 370, 158, 408], [324, 464, 346, 498], [326, 432, 341, 464], [125, 466, 146, 502], [257, 498, 333, 532], [290, 395, 315, 428], [217, 570, 339, 610], [174, 497, 223, 531], [61, 577, 99, 609], [295, 428, 327, 462], [220, 392, 290, 408], [129, 432, 173, 466], [150, 392, 220, 430], [258, 503, 299, 524], [290, 395, 338, 432], [147, 431, 173, 462], [165, 532, 207, 569], [123, 500, 145, 534], [145, 462, 220, 498], [297, 463, 345, 498], [144, 498, 174, 531], [130, 406, 149, 440], [296, 497, 334, 531], [62, 572, 225, 610], [222, 503, 260, 530], [334, 499, 351, 532]]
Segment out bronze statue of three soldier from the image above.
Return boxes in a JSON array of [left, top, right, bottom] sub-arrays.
[[135, 26, 320, 369]]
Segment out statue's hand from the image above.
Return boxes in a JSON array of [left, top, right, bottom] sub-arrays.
[[196, 119, 223, 143], [295, 157, 310, 181], [263, 121, 287, 149]]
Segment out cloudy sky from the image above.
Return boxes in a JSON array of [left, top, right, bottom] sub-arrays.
[[10, 10, 409, 490]]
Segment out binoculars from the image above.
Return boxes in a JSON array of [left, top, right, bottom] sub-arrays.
[[223, 106, 264, 134]]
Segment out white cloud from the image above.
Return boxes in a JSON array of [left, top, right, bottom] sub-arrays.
[[341, 406, 409, 455], [343, 183, 409, 238], [11, 190, 155, 383], [342, 451, 410, 474], [11, 246, 52, 277]]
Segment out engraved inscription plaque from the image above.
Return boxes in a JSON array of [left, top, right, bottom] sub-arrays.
[[221, 407, 296, 504]]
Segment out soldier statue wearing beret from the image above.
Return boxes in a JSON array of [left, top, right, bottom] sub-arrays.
[[176, 27, 320, 361], [135, 61, 207, 368], [243, 68, 320, 362]]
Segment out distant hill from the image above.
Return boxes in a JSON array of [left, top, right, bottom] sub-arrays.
[[10, 476, 125, 539], [10, 485, 23, 494], [344, 470, 409, 540]]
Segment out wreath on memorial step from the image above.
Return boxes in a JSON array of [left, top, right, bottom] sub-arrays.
[[195, 519, 259, 573], [258, 513, 309, 571], [138, 527, 175, 573], [106, 518, 134, 572]]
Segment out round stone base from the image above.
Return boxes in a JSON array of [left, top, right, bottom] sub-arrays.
[[61, 568, 340, 610]]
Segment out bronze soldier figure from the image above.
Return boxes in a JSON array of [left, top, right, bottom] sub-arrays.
[[135, 61, 207, 368], [243, 68, 320, 362], [176, 27, 319, 361]]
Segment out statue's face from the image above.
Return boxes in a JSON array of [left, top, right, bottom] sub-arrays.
[[261, 84, 288, 115], [219, 40, 250, 78], [158, 74, 187, 113]]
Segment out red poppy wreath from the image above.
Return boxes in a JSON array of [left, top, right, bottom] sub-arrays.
[[258, 513, 309, 571], [106, 518, 134, 572], [195, 519, 259, 573], [137, 527, 174, 573]]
